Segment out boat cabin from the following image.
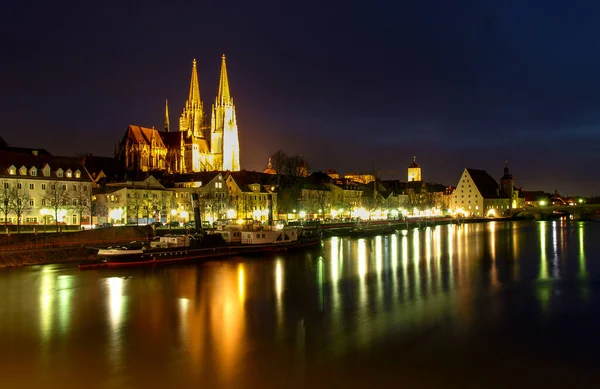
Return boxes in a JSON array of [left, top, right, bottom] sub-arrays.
[[241, 227, 300, 244], [150, 235, 190, 248]]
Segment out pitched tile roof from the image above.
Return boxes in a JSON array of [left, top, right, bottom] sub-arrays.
[[466, 168, 503, 199], [126, 125, 167, 149], [0, 149, 89, 181]]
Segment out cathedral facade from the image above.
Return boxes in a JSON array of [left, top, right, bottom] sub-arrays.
[[117, 55, 241, 174]]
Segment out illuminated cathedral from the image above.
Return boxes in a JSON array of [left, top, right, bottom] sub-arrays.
[[117, 55, 241, 173]]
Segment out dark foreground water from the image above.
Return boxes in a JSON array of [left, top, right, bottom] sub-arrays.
[[1, 221, 599, 389]]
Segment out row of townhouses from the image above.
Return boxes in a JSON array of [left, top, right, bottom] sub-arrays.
[[1, 136, 533, 227]]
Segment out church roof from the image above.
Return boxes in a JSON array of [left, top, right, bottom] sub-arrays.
[[126, 125, 167, 149], [466, 168, 504, 199]]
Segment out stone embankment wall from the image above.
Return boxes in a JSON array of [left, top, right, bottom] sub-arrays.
[[0, 247, 95, 268], [0, 226, 155, 268]]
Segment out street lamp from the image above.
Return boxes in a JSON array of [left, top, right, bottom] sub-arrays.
[[539, 200, 546, 207]]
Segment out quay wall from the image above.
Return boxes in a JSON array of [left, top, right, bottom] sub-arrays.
[[0, 225, 155, 252], [0, 246, 94, 268]]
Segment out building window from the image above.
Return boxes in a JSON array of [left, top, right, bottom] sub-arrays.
[[41, 199, 46, 206], [30, 169, 37, 176], [29, 183, 34, 190], [17, 183, 22, 189], [42, 184, 46, 190], [75, 171, 81, 178], [57, 171, 63, 177], [3, 183, 8, 189], [51, 185, 55, 190], [61, 185, 66, 190], [67, 171, 72, 178], [72, 185, 76, 191], [29, 199, 34, 206]]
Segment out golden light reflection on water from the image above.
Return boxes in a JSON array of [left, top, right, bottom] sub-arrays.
[[57, 275, 73, 335], [4, 220, 600, 388], [412, 229, 421, 301], [39, 267, 54, 342], [489, 222, 498, 288]]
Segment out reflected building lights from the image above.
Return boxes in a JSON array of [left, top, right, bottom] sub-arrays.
[[358, 239, 367, 279], [108, 277, 124, 330], [331, 237, 340, 282], [489, 223, 498, 288], [425, 227, 432, 296], [578, 226, 587, 278], [391, 234, 399, 298], [538, 223, 549, 280], [375, 236, 383, 275], [537, 222, 551, 311], [402, 235, 409, 300], [57, 275, 73, 335], [39, 267, 55, 352], [412, 230, 421, 301], [551, 221, 560, 279], [237, 264, 245, 303], [275, 260, 283, 299], [107, 277, 125, 372], [447, 225, 454, 291], [433, 226, 442, 293]]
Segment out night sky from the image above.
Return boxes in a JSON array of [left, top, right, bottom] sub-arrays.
[[2, 0, 600, 195]]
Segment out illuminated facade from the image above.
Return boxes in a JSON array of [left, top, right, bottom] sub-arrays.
[[0, 145, 92, 226], [118, 55, 241, 174], [343, 173, 375, 184], [452, 168, 508, 217]]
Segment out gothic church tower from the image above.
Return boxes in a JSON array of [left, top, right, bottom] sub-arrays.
[[180, 59, 205, 138], [211, 54, 240, 171]]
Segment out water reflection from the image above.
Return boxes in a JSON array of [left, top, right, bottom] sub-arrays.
[[2, 221, 599, 388]]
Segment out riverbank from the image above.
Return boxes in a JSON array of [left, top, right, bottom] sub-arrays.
[[0, 246, 95, 268]]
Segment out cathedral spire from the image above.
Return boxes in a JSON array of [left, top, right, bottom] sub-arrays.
[[188, 59, 201, 106], [217, 54, 231, 105], [164, 99, 170, 132]]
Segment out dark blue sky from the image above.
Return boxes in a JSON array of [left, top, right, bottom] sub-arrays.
[[2, 0, 600, 195]]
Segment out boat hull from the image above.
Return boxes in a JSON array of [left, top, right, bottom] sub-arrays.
[[79, 238, 321, 270]]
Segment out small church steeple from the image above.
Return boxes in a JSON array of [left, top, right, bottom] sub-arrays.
[[164, 99, 170, 132], [408, 156, 421, 181]]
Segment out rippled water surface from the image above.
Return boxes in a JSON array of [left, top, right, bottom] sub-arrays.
[[1, 221, 599, 388]]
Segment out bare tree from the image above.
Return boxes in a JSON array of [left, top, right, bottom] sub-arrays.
[[71, 182, 91, 227], [144, 189, 161, 224], [270, 150, 288, 187], [10, 181, 32, 233], [0, 181, 12, 229], [127, 191, 143, 225], [42, 181, 70, 232]]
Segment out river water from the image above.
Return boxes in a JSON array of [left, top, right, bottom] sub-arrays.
[[0, 221, 599, 388]]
